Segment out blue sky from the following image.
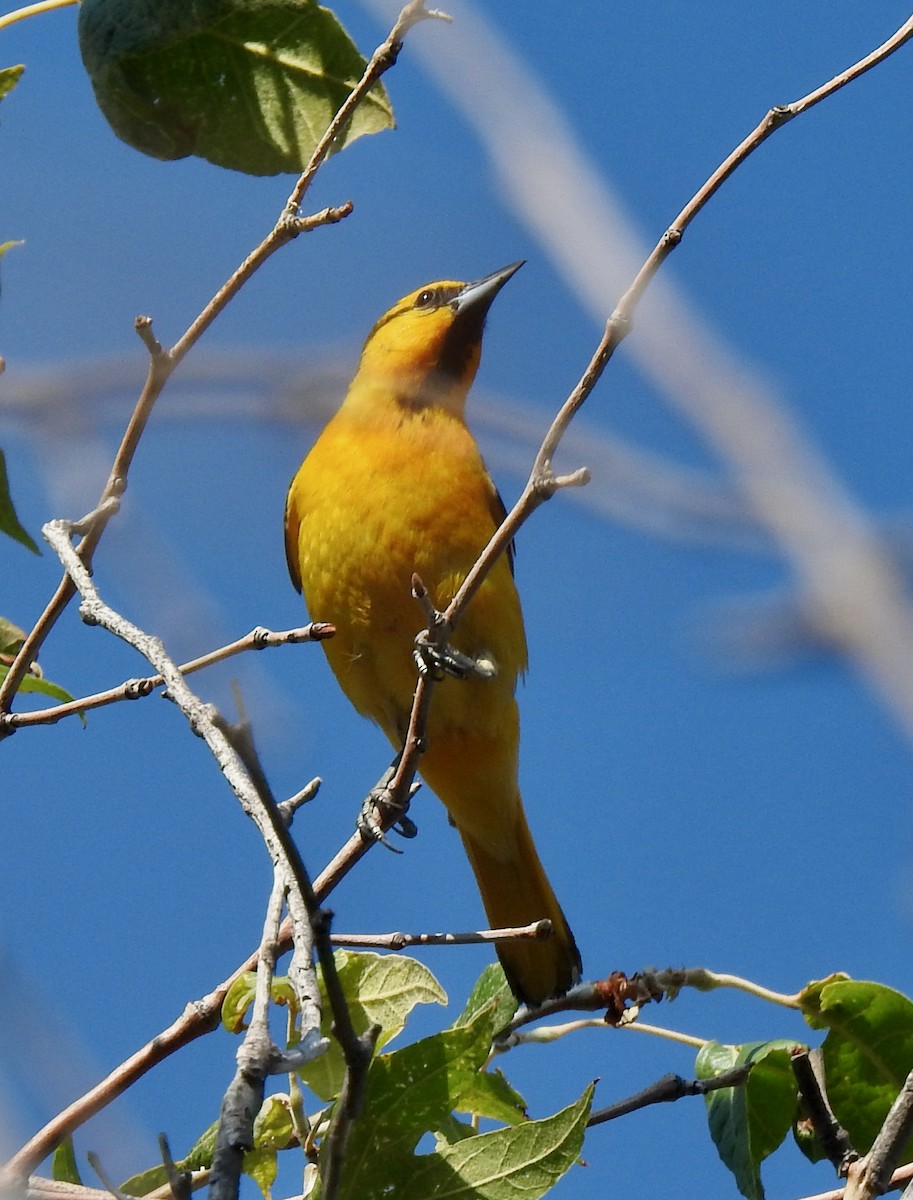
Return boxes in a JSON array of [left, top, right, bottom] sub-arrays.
[[3, 2, 913, 1197]]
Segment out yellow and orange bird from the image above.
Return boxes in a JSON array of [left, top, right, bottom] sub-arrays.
[[285, 262, 581, 1004]]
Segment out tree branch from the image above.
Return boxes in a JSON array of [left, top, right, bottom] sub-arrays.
[[328, 919, 552, 950], [0, 624, 333, 730], [587, 1064, 753, 1127], [0, 0, 443, 716]]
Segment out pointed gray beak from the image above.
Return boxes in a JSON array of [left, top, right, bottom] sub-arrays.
[[454, 261, 524, 315]]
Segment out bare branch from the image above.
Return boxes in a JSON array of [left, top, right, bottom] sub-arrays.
[[587, 1063, 753, 1127], [329, 919, 553, 950], [0, 625, 333, 731]]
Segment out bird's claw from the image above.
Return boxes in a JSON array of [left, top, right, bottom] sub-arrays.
[[357, 781, 418, 850], [413, 631, 497, 682]]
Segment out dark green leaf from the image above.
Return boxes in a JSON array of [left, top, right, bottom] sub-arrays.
[[800, 977, 913, 1155], [0, 449, 39, 553], [697, 1040, 800, 1200], [51, 1137, 82, 1185], [78, 0, 393, 175], [0, 65, 25, 101]]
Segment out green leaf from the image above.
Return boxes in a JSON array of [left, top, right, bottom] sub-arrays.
[[51, 1137, 82, 1185], [120, 1120, 218, 1194], [697, 1040, 800, 1200], [0, 449, 39, 553], [0, 666, 77, 706], [222, 971, 297, 1033], [454, 963, 517, 1032], [0, 619, 80, 715], [0, 64, 23, 99], [299, 951, 446, 1102], [77, 0, 394, 175], [433, 1114, 477, 1147], [253, 1094, 295, 1150], [455, 1069, 527, 1127], [800, 977, 913, 1155], [0, 616, 26, 657], [332, 1005, 503, 1198], [394, 1082, 594, 1200], [243, 1148, 277, 1199]]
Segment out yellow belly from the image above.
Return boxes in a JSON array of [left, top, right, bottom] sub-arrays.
[[287, 403, 528, 845]]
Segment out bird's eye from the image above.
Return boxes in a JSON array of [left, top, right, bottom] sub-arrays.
[[414, 288, 437, 309]]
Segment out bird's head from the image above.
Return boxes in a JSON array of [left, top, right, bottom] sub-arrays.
[[348, 261, 523, 418]]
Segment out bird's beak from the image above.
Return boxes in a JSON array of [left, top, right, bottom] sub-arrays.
[[454, 261, 524, 316]]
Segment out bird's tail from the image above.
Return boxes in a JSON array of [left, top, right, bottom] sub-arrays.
[[459, 808, 581, 1007]]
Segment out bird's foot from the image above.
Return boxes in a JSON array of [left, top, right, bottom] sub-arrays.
[[413, 629, 497, 682], [357, 767, 419, 851]]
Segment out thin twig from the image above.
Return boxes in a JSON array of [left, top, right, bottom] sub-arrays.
[[647, 966, 802, 1009], [0, 624, 332, 730], [442, 12, 913, 634], [282, 0, 451, 218], [587, 1063, 753, 1127], [370, 12, 913, 822], [328, 919, 552, 949]]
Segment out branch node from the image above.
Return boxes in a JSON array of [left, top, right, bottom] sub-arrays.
[[279, 776, 322, 822], [768, 104, 794, 128], [553, 466, 591, 490], [134, 314, 163, 357], [79, 601, 100, 627], [123, 677, 155, 700]]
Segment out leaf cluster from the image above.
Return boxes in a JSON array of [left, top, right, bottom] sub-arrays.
[[697, 976, 913, 1199], [53, 954, 593, 1200]]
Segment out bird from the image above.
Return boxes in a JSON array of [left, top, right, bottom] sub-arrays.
[[284, 262, 581, 1005]]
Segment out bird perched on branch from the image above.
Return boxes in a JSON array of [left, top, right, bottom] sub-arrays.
[[285, 262, 581, 1005]]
